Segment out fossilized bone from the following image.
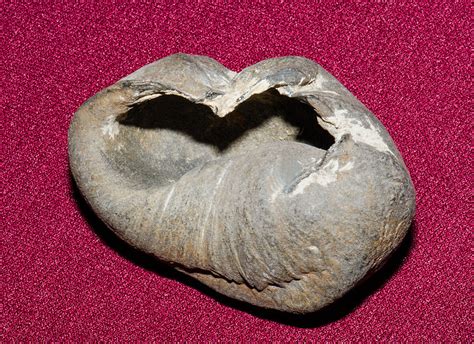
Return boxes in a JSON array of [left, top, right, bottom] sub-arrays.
[[69, 54, 415, 313]]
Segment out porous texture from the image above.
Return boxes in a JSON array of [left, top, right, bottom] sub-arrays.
[[69, 54, 415, 313], [3, 1, 471, 341]]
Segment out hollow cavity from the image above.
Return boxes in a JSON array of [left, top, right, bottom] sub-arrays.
[[103, 89, 334, 187]]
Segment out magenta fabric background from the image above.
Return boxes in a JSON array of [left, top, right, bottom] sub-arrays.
[[2, 1, 471, 341]]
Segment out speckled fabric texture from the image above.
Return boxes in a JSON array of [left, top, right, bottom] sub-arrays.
[[2, 1, 471, 341]]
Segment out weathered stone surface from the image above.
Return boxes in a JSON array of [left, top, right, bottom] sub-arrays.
[[68, 54, 415, 313]]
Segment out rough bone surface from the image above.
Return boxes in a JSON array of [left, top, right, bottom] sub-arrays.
[[68, 54, 415, 313]]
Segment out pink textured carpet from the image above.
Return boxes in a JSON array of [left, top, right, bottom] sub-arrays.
[[2, 1, 471, 341]]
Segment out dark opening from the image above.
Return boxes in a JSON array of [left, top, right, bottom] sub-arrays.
[[118, 88, 334, 151]]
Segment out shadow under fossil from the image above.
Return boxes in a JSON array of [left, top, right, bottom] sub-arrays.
[[71, 177, 414, 328]]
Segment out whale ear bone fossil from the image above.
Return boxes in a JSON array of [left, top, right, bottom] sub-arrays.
[[68, 54, 415, 314]]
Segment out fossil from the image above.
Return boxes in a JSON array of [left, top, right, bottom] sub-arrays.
[[69, 54, 415, 313]]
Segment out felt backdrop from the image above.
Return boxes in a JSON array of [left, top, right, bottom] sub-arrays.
[[2, 1, 471, 342]]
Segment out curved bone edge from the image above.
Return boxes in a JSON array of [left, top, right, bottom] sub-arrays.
[[123, 54, 403, 159], [69, 54, 416, 313]]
